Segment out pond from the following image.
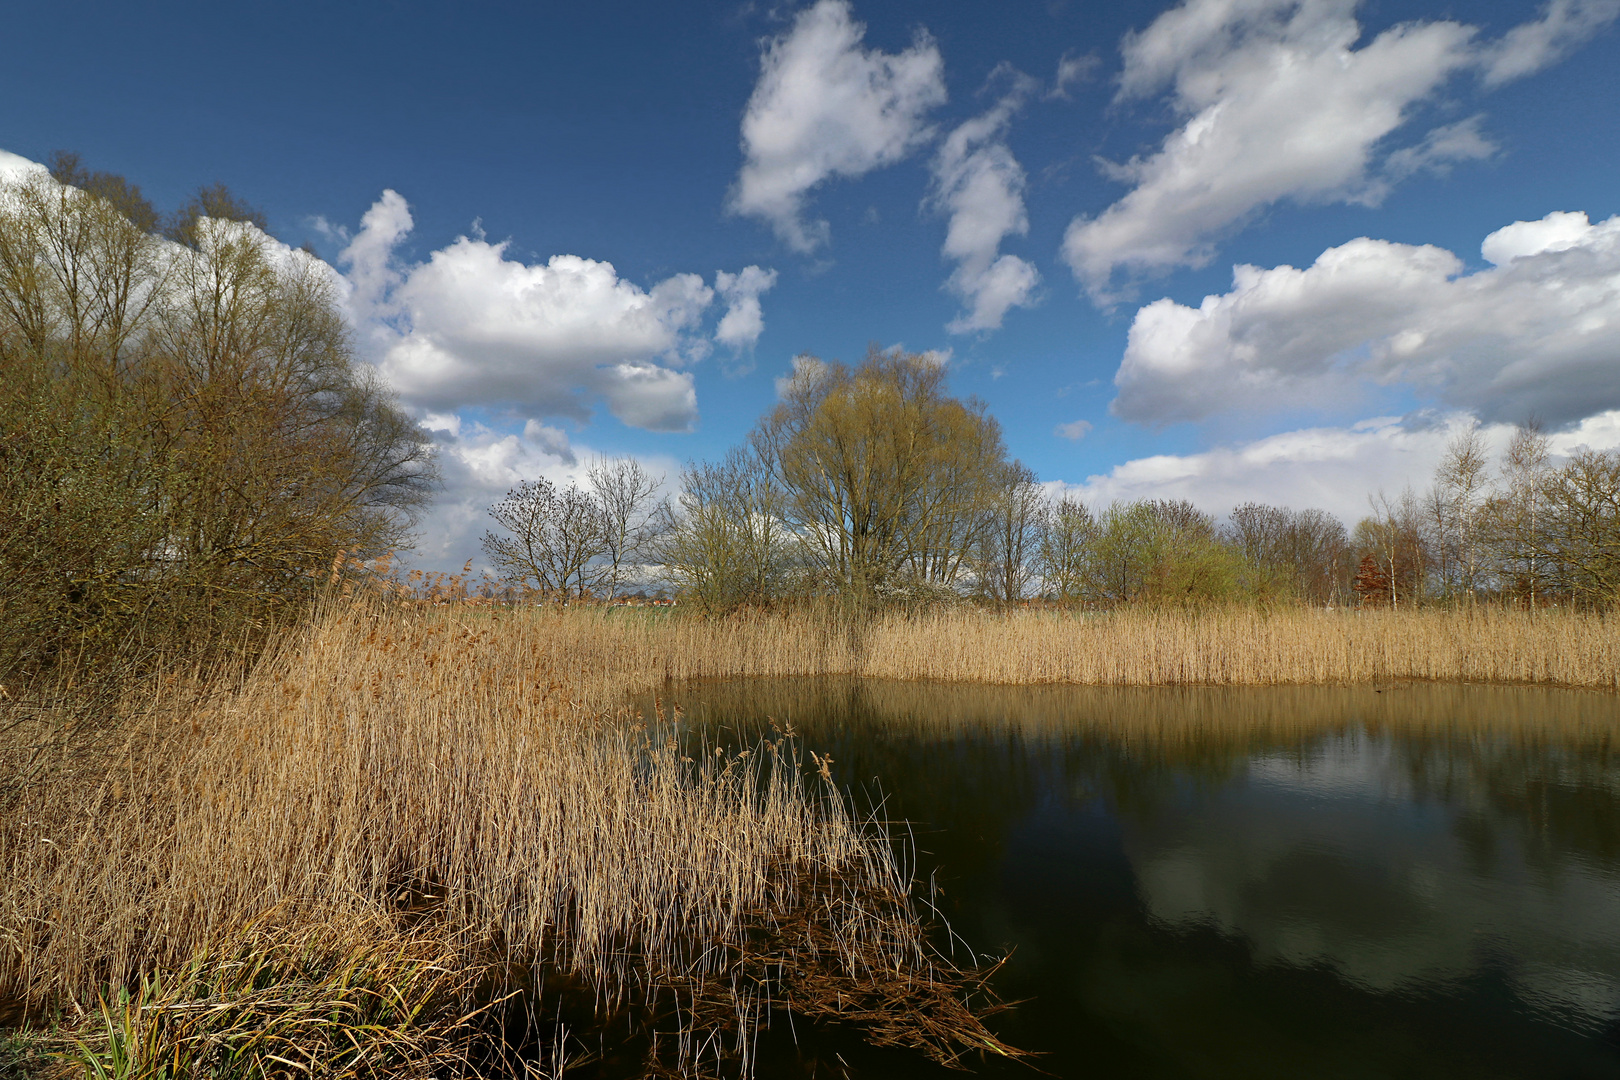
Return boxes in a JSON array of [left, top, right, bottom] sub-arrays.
[[641, 678, 1620, 1079]]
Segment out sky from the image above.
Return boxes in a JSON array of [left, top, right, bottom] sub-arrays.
[[5, 0, 1619, 569]]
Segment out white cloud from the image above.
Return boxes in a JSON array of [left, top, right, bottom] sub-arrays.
[[1055, 419, 1094, 440], [338, 189, 411, 315], [729, 0, 946, 252], [1481, 0, 1620, 87], [1053, 411, 1620, 526], [1064, 0, 1616, 302], [597, 361, 700, 432], [340, 192, 714, 433], [1382, 115, 1496, 181], [1478, 208, 1595, 264], [1112, 210, 1620, 427], [1048, 51, 1100, 100], [714, 265, 779, 356], [930, 71, 1042, 333]]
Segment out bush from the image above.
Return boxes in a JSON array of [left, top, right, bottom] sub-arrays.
[[0, 167, 435, 680]]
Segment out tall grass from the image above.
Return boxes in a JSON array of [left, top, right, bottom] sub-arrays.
[[1, 600, 1609, 1075], [482, 603, 1620, 689], [0, 602, 1018, 1076]]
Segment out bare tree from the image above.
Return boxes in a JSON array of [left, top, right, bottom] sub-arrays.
[[1037, 495, 1095, 604], [654, 447, 796, 610], [1429, 426, 1491, 602], [482, 479, 607, 601], [976, 461, 1043, 603], [1485, 421, 1552, 606], [1354, 489, 1429, 609], [1517, 449, 1620, 607], [587, 456, 664, 598]]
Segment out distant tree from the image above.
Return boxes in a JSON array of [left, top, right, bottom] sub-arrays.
[[1088, 502, 1165, 604], [1517, 448, 1620, 607], [1352, 554, 1392, 607], [587, 456, 665, 598], [1138, 500, 1244, 605], [47, 150, 159, 232], [1483, 421, 1553, 606], [482, 478, 607, 601], [1081, 500, 1241, 607], [1036, 495, 1095, 604], [752, 347, 1009, 600], [1353, 489, 1429, 609], [976, 461, 1043, 603], [1226, 503, 1351, 604], [1427, 426, 1492, 602], [653, 447, 796, 610], [165, 182, 270, 246]]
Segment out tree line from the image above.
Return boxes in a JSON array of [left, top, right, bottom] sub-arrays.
[[485, 349, 1620, 612], [0, 154, 435, 679]]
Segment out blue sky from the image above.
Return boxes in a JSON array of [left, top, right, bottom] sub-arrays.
[[5, 0, 1619, 568]]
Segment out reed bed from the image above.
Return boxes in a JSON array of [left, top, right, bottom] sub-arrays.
[[0, 604, 1017, 1076], [524, 604, 1619, 689], [1, 600, 1610, 1076]]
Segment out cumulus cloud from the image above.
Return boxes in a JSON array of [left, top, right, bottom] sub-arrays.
[[714, 264, 779, 360], [1055, 419, 1093, 440], [339, 189, 412, 315], [1064, 0, 1615, 301], [930, 71, 1042, 333], [730, 0, 946, 252], [1053, 411, 1620, 527], [1113, 211, 1620, 428], [339, 191, 720, 433]]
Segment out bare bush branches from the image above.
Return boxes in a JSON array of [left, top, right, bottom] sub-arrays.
[[482, 457, 666, 601]]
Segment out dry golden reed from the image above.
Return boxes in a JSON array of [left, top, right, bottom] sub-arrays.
[[0, 601, 1021, 1074], [499, 603, 1620, 690], [1, 600, 1610, 1073]]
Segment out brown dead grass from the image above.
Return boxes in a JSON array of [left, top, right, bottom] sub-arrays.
[[533, 603, 1619, 689], [0, 600, 1610, 1075], [0, 602, 1022, 1077]]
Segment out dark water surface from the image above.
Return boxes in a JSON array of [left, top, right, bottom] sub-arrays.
[[643, 679, 1620, 1080]]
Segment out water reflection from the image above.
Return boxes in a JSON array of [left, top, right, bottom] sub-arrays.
[[640, 679, 1620, 1079]]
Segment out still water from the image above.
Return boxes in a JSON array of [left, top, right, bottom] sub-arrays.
[[648, 679, 1620, 1079]]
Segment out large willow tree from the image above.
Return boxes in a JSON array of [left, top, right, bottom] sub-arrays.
[[0, 165, 435, 676], [752, 348, 1010, 600]]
